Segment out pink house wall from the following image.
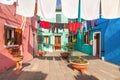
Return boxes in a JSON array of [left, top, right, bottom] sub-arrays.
[[0, 3, 35, 73]]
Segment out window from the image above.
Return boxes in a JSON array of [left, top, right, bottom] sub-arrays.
[[4, 24, 22, 46], [69, 34, 77, 43], [84, 31, 89, 44], [56, 14, 61, 23], [37, 35, 43, 44], [44, 36, 49, 44]]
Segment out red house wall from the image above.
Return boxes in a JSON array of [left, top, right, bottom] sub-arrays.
[[0, 3, 34, 73]]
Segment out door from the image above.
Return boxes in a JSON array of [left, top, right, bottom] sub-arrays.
[[54, 36, 61, 50], [93, 33, 100, 58]]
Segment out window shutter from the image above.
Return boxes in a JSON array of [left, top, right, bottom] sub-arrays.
[[14, 28, 22, 45], [4, 26, 7, 45]]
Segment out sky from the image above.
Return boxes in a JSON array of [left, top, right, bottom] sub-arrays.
[[56, 0, 61, 8]]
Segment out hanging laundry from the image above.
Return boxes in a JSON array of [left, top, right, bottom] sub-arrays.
[[39, 21, 50, 29], [16, 0, 36, 17], [37, 0, 56, 18], [69, 22, 81, 34], [69, 22, 74, 33], [90, 20, 97, 28], [58, 23, 64, 31], [81, 0, 100, 20], [101, 0, 120, 19], [0, 0, 16, 5], [61, 0, 79, 19], [54, 23, 58, 33], [72, 37, 76, 43], [49, 23, 58, 33], [49, 23, 54, 33], [82, 21, 87, 31], [64, 23, 69, 29], [118, 1, 120, 17], [87, 21, 91, 30], [80, 24, 83, 34]]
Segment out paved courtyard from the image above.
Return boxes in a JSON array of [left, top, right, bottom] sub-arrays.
[[0, 51, 120, 80]]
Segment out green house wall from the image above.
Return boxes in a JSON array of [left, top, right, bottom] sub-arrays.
[[37, 12, 69, 52], [38, 28, 68, 52], [74, 29, 93, 55]]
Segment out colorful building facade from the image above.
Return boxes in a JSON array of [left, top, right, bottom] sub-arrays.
[[37, 11, 69, 52], [0, 4, 36, 72], [75, 18, 120, 65]]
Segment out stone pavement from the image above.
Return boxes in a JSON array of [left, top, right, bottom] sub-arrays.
[[0, 51, 120, 80]]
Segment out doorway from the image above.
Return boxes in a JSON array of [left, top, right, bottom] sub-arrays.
[[54, 36, 61, 51], [93, 32, 101, 58]]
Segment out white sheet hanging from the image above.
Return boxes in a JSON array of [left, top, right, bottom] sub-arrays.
[[61, 0, 79, 19], [37, 0, 57, 19], [0, 0, 16, 5], [16, 0, 36, 17], [81, 0, 100, 20], [118, 1, 120, 17], [101, 0, 120, 19]]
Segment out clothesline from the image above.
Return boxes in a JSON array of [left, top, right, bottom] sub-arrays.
[[0, 0, 120, 20]]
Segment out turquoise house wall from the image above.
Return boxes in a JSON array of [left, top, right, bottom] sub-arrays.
[[74, 18, 109, 55], [74, 0, 92, 55], [37, 11, 69, 52], [38, 27, 68, 52], [75, 29, 93, 55]]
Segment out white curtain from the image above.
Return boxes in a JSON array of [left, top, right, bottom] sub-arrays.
[[37, 0, 57, 19], [0, 0, 16, 5], [101, 0, 120, 19], [61, 0, 79, 19], [16, 0, 36, 17], [81, 0, 100, 20]]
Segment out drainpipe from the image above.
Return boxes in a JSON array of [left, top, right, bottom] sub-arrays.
[[77, 0, 81, 22], [77, 0, 82, 51]]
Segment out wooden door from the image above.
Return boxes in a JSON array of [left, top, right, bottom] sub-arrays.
[[54, 36, 61, 50], [94, 33, 100, 57]]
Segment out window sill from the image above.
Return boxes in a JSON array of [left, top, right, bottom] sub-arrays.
[[4, 45, 19, 48]]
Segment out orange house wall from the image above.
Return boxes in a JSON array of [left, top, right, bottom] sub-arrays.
[[0, 4, 34, 72]]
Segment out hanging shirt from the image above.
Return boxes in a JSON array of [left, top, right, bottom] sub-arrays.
[[0, 0, 16, 5], [81, 0, 100, 20], [101, 0, 120, 19], [69, 22, 81, 34], [49, 23, 54, 33], [37, 0, 56, 18], [87, 21, 91, 30], [82, 21, 87, 31], [16, 0, 36, 17], [64, 23, 69, 29], [91, 20, 97, 28], [61, 0, 79, 19], [58, 23, 64, 31], [39, 21, 50, 29]]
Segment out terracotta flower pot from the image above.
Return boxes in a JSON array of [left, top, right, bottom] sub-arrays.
[[37, 50, 44, 56], [71, 61, 88, 73], [60, 52, 69, 58], [12, 56, 23, 62]]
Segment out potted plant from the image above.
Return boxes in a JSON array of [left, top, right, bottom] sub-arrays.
[[11, 38, 16, 45], [60, 43, 74, 59], [37, 44, 44, 56], [7, 38, 16, 45], [70, 56, 89, 73], [60, 45, 69, 59]]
